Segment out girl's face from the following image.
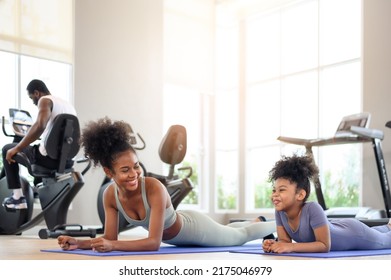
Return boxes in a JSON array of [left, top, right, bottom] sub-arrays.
[[104, 150, 142, 192], [271, 178, 305, 212]]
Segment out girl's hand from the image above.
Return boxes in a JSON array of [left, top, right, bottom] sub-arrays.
[[269, 241, 294, 253], [90, 237, 114, 252], [58, 235, 78, 250], [262, 239, 275, 253]]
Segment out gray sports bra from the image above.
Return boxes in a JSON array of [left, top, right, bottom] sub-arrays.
[[114, 177, 176, 230]]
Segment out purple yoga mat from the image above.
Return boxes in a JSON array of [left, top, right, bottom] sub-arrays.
[[229, 248, 391, 258]]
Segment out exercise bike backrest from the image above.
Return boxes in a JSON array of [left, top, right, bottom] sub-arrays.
[[148, 125, 193, 209], [147, 125, 193, 184], [13, 113, 81, 177], [158, 125, 188, 179]]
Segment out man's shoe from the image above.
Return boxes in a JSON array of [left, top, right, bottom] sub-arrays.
[[2, 196, 27, 209]]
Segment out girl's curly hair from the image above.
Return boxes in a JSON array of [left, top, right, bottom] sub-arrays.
[[269, 154, 319, 201], [80, 117, 135, 170]]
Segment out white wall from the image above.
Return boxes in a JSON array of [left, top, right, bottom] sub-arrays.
[[362, 0, 391, 215], [70, 0, 164, 226]]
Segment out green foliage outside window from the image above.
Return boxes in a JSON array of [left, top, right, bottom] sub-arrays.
[[217, 174, 237, 209], [179, 153, 359, 210], [254, 179, 274, 208], [254, 170, 359, 209], [310, 170, 359, 208], [180, 160, 199, 205], [180, 159, 239, 209]]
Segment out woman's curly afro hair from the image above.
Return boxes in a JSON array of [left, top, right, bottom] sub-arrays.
[[80, 117, 135, 170]]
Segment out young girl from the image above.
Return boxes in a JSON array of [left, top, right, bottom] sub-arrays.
[[263, 154, 391, 253], [57, 117, 276, 252]]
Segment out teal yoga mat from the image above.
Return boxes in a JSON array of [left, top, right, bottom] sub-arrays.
[[229, 248, 391, 258], [41, 244, 261, 256]]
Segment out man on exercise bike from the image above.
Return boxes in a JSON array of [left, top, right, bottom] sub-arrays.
[[1, 79, 77, 210]]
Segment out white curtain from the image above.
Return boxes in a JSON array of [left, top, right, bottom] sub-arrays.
[[0, 0, 73, 63]]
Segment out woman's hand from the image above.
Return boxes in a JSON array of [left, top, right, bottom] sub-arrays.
[[90, 237, 114, 252], [58, 235, 78, 250]]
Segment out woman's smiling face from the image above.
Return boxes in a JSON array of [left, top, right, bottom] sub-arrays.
[[105, 149, 142, 192]]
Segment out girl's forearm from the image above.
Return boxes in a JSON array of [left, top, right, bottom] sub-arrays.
[[290, 241, 329, 253]]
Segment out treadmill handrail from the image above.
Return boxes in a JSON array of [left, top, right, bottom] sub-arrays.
[[277, 135, 371, 148], [350, 125, 384, 140]]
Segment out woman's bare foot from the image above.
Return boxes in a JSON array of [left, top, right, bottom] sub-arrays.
[[254, 216, 267, 222]]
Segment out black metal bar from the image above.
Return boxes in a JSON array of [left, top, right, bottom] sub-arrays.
[[372, 138, 391, 218]]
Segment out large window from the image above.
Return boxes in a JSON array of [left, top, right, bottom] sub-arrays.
[[0, 0, 73, 141], [219, 0, 362, 212], [0, 52, 73, 183], [0, 0, 73, 180], [0, 53, 72, 144], [164, 0, 362, 214]]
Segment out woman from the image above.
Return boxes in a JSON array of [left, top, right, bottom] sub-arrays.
[[262, 154, 391, 253], [58, 117, 276, 252]]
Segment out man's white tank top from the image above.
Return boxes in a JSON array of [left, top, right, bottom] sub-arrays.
[[38, 95, 77, 156]]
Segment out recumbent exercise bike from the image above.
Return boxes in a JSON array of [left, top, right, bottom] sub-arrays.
[[0, 109, 95, 238]]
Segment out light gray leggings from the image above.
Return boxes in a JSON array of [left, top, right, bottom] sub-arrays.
[[164, 210, 276, 247]]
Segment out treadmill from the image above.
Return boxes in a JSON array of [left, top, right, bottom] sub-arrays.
[[278, 113, 391, 226]]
